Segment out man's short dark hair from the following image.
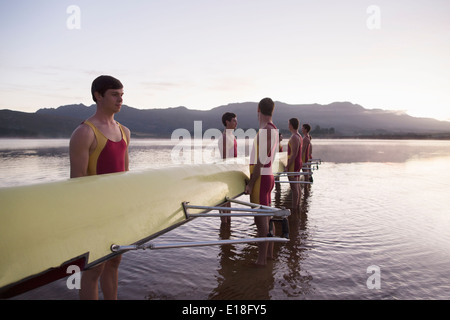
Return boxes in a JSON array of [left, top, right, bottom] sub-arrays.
[[258, 98, 275, 116], [222, 112, 236, 126], [91, 75, 123, 102], [289, 118, 299, 130], [303, 124, 311, 132]]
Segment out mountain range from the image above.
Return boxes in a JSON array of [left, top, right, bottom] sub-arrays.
[[1, 101, 450, 138]]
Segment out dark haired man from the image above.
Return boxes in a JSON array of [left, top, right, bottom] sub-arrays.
[[285, 118, 303, 210], [301, 124, 312, 182], [217, 112, 238, 224], [69, 75, 131, 299], [245, 98, 279, 266], [219, 112, 238, 159]]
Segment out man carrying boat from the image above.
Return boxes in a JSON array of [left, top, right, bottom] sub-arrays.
[[285, 118, 303, 210], [301, 124, 312, 182], [218, 112, 238, 224], [218, 112, 238, 160], [245, 98, 279, 266], [69, 75, 131, 300]]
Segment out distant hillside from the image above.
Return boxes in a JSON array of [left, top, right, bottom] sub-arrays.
[[1, 101, 450, 138], [0, 109, 80, 138]]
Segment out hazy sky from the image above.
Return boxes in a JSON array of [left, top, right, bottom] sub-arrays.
[[1, 0, 449, 121]]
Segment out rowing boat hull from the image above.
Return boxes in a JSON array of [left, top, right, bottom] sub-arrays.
[[0, 161, 249, 297], [0, 152, 287, 298]]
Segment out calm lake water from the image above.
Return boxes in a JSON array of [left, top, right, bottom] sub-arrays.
[[1, 138, 450, 300]]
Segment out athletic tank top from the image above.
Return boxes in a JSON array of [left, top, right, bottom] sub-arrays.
[[83, 120, 128, 175], [249, 122, 278, 175], [302, 136, 311, 163], [249, 123, 278, 206], [288, 133, 303, 172], [219, 131, 237, 158]]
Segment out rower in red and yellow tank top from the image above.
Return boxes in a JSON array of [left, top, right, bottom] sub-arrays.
[[249, 122, 278, 206], [287, 132, 303, 173], [302, 135, 311, 164], [83, 120, 128, 175]]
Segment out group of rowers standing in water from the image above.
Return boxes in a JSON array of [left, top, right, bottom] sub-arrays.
[[219, 97, 313, 267], [282, 119, 313, 211], [70, 75, 313, 298]]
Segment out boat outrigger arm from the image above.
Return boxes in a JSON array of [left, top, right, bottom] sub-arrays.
[[304, 158, 322, 170], [111, 198, 290, 253], [275, 171, 313, 184], [274, 158, 322, 185]]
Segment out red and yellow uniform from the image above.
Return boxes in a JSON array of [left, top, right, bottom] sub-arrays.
[[249, 123, 278, 206], [287, 133, 303, 173], [218, 131, 237, 159], [83, 120, 128, 175], [302, 135, 311, 164]]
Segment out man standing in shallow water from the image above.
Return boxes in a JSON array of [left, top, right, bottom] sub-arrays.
[[285, 118, 303, 211], [218, 112, 238, 160], [218, 112, 238, 224], [245, 98, 279, 266], [69, 75, 131, 299], [301, 124, 312, 182]]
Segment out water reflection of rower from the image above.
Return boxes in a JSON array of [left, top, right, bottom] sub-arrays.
[[274, 179, 314, 296]]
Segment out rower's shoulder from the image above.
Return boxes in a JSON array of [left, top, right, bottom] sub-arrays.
[[264, 122, 277, 129], [70, 121, 95, 146], [118, 123, 131, 142], [72, 121, 94, 135], [120, 123, 131, 134], [289, 134, 301, 144]]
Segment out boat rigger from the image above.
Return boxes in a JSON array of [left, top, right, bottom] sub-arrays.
[[111, 198, 290, 253], [275, 158, 322, 184]]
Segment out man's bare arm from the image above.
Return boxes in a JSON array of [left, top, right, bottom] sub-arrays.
[[69, 124, 94, 178], [122, 125, 131, 171]]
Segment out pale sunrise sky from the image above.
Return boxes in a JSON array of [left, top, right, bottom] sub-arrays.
[[1, 0, 449, 121]]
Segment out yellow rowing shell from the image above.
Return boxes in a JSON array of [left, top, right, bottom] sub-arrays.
[[0, 153, 286, 298], [0, 161, 249, 297]]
